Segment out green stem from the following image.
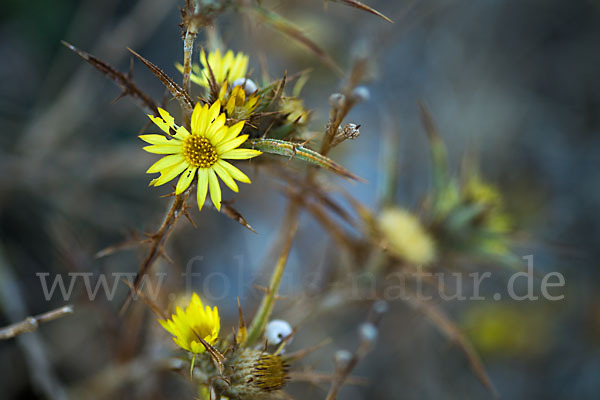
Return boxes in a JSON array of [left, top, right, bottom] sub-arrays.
[[246, 205, 299, 346]]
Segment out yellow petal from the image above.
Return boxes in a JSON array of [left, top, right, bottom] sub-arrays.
[[216, 134, 249, 154], [148, 115, 171, 135], [143, 144, 182, 154], [207, 100, 221, 124], [173, 126, 190, 141], [190, 71, 206, 86], [158, 319, 176, 336], [218, 83, 228, 102], [210, 126, 229, 144], [139, 134, 172, 145], [157, 107, 175, 128], [205, 113, 226, 141], [191, 102, 204, 134], [146, 154, 185, 173], [207, 168, 222, 211], [221, 120, 245, 143], [192, 293, 202, 306], [220, 148, 262, 160], [175, 166, 197, 194], [212, 162, 239, 192], [217, 160, 251, 183], [196, 168, 209, 211], [152, 162, 188, 186]]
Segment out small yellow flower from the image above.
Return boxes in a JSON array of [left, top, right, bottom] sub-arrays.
[[378, 208, 436, 265], [140, 100, 261, 211], [219, 82, 260, 120], [158, 293, 220, 354], [190, 49, 249, 88]]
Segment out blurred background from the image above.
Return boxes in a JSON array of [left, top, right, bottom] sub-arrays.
[[1, 0, 599, 399]]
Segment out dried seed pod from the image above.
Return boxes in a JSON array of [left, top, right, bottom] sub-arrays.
[[342, 123, 361, 140]]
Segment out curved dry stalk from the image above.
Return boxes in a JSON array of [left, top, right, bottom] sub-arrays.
[[120, 189, 191, 314]]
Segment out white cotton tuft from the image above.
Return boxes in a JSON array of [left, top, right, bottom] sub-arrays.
[[265, 319, 293, 345], [232, 78, 258, 94]]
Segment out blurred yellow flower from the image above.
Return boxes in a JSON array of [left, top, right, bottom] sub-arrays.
[[378, 208, 436, 265], [141, 100, 261, 211], [158, 293, 220, 354], [462, 302, 551, 357], [190, 49, 249, 88]]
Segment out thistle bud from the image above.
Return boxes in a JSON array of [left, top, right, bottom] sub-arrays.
[[219, 348, 289, 399]]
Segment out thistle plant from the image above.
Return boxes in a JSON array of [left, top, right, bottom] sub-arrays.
[[2, 0, 532, 399]]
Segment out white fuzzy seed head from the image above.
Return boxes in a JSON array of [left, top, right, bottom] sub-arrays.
[[359, 322, 378, 344], [334, 349, 353, 368], [265, 319, 293, 346], [373, 300, 389, 315], [352, 86, 370, 102], [232, 78, 258, 94]]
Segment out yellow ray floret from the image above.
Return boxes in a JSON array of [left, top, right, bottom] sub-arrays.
[[189, 49, 249, 88], [140, 100, 262, 211], [158, 293, 220, 354]]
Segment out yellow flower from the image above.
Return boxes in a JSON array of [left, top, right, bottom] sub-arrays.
[[158, 293, 220, 354], [465, 174, 502, 208], [219, 82, 260, 120], [140, 101, 262, 211], [378, 208, 436, 265], [190, 49, 249, 88]]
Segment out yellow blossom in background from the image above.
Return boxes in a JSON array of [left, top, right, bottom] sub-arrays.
[[461, 302, 551, 357], [465, 174, 512, 233], [378, 208, 436, 265], [141, 100, 262, 211], [465, 174, 502, 208], [219, 82, 260, 120], [158, 293, 220, 354], [190, 49, 249, 88]]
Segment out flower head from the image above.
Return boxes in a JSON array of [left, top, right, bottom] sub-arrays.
[[378, 208, 436, 265], [158, 293, 220, 354], [140, 100, 262, 211], [219, 82, 260, 120], [191, 49, 249, 88]]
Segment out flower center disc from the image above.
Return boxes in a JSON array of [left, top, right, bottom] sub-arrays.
[[183, 135, 218, 168]]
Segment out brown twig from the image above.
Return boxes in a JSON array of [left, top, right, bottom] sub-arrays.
[[0, 305, 74, 340]]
